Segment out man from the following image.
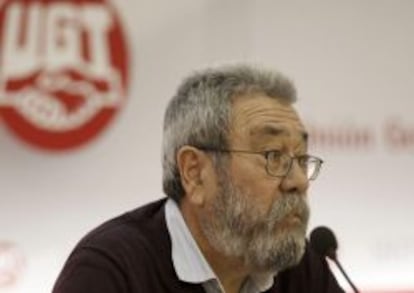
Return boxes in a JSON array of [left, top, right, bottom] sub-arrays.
[[53, 65, 344, 293]]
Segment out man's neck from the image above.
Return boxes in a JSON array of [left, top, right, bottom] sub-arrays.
[[204, 249, 250, 293]]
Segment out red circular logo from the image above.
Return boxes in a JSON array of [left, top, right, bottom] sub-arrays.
[[0, 0, 129, 150]]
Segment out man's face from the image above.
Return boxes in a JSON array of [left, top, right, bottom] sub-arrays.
[[199, 94, 310, 273]]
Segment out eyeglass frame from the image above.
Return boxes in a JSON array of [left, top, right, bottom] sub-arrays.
[[193, 146, 324, 181]]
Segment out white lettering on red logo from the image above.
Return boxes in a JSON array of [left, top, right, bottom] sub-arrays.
[[0, 0, 129, 150]]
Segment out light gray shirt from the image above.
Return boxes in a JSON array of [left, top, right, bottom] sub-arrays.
[[165, 199, 275, 293]]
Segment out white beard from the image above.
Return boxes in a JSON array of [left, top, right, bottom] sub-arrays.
[[199, 172, 309, 273]]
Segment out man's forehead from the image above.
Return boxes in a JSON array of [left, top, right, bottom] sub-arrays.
[[249, 124, 308, 142], [229, 94, 307, 143]]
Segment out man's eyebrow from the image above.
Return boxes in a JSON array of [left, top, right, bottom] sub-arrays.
[[250, 125, 308, 142]]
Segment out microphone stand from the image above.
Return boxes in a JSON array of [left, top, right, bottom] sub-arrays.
[[332, 258, 360, 293], [327, 249, 360, 293]]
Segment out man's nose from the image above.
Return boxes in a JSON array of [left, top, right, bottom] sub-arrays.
[[279, 159, 309, 195]]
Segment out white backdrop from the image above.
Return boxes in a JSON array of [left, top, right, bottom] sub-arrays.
[[1, 1, 414, 292]]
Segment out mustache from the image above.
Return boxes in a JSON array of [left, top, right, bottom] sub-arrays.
[[267, 192, 310, 227]]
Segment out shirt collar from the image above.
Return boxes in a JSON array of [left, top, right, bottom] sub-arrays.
[[165, 198, 215, 283], [164, 198, 275, 291]]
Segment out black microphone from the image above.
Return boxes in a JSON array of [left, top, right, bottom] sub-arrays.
[[310, 226, 360, 293]]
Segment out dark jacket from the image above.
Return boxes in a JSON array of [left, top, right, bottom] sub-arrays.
[[53, 198, 344, 293]]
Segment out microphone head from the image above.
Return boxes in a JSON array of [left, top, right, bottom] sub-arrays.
[[310, 226, 338, 260]]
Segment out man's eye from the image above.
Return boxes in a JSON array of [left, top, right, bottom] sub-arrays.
[[266, 150, 282, 162], [298, 155, 310, 167]]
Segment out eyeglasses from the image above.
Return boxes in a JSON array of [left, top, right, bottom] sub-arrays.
[[196, 146, 324, 180]]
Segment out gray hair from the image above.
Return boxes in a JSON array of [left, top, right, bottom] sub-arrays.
[[162, 64, 297, 203]]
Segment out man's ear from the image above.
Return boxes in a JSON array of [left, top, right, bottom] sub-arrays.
[[176, 146, 208, 206]]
